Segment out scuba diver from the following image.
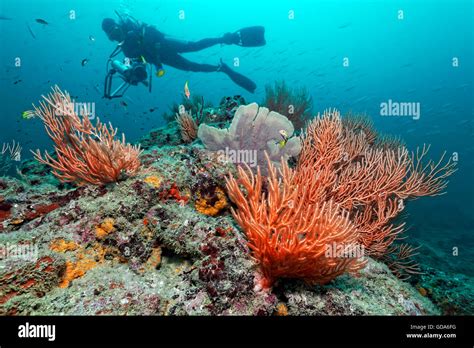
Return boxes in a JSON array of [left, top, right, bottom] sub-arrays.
[[101, 13, 265, 94]]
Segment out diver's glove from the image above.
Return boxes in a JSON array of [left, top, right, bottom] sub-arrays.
[[156, 69, 165, 77]]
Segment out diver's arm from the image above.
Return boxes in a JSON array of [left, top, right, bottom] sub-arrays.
[[141, 25, 166, 76], [146, 46, 165, 77]]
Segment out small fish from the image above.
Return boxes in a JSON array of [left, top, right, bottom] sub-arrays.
[[22, 110, 36, 119], [278, 130, 289, 148], [13, 79, 22, 85], [120, 101, 128, 107], [149, 108, 156, 113], [184, 81, 190, 99], [89, 35, 95, 42], [0, 15, 12, 20], [81, 58, 89, 66], [338, 23, 351, 29], [35, 18, 48, 25]]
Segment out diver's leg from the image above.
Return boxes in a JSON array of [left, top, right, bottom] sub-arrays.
[[217, 59, 256, 93], [163, 35, 237, 53], [162, 53, 218, 72], [162, 54, 256, 93]]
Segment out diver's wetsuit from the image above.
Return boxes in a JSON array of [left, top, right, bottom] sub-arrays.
[[106, 16, 260, 92], [121, 21, 222, 72]]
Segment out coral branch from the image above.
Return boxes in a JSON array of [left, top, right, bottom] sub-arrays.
[[176, 110, 198, 143], [33, 86, 142, 185]]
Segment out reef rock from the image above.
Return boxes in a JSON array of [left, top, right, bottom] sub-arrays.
[[0, 144, 445, 315]]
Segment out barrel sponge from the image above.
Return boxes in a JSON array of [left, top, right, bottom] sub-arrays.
[[197, 103, 301, 174]]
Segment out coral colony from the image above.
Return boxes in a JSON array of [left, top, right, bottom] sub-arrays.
[[32, 86, 141, 185], [0, 84, 458, 316]]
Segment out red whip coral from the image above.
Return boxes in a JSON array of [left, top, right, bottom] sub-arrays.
[[32, 86, 142, 185], [226, 155, 366, 289], [226, 108, 456, 284], [298, 110, 456, 260]]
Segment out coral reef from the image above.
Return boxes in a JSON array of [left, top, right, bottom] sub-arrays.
[[263, 80, 313, 132], [161, 94, 212, 124], [198, 103, 301, 174], [32, 86, 142, 185], [0, 254, 66, 313], [141, 95, 247, 149], [0, 95, 467, 316], [0, 140, 462, 315], [411, 265, 474, 315]]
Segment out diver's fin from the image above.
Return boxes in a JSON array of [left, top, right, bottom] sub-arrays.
[[235, 26, 266, 47], [218, 60, 256, 93]]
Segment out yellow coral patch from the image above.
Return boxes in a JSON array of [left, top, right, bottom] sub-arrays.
[[95, 218, 115, 239], [50, 239, 79, 253], [144, 175, 162, 188], [59, 259, 96, 288], [275, 303, 288, 316], [58, 243, 108, 288], [195, 187, 227, 216]]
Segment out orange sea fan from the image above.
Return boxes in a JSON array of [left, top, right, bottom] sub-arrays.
[[226, 155, 366, 289], [341, 111, 377, 145], [32, 86, 142, 185]]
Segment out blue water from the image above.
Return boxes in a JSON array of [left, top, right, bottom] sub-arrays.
[[1, 0, 473, 275]]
